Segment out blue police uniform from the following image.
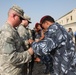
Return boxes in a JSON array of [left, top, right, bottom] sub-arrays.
[[31, 23, 76, 75]]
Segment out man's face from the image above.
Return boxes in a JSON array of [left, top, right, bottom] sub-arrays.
[[14, 14, 23, 27], [37, 25, 41, 31], [41, 21, 48, 30], [22, 20, 29, 27]]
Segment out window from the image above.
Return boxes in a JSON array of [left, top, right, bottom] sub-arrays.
[[66, 18, 69, 23], [70, 16, 72, 20]]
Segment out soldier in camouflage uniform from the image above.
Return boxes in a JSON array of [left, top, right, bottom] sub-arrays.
[[0, 5, 33, 75], [29, 15, 76, 75], [17, 14, 32, 50], [17, 15, 33, 75]]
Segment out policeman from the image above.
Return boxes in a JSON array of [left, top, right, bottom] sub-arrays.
[[29, 15, 76, 75], [0, 5, 33, 75]]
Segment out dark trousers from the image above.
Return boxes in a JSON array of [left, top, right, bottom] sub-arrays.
[[22, 54, 34, 75]]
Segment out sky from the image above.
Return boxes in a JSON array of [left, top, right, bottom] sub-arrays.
[[0, 0, 76, 29]]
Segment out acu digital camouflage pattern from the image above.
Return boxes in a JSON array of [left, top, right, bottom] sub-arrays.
[[17, 25, 33, 50], [31, 23, 76, 75], [0, 23, 31, 75]]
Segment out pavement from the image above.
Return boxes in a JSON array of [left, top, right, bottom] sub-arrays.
[[32, 62, 50, 75]]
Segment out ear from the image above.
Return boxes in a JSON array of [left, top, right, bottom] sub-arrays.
[[12, 14, 16, 20], [12, 14, 15, 17]]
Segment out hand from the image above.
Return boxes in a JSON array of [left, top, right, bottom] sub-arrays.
[[35, 39, 39, 42], [34, 57, 41, 62], [28, 39, 34, 44], [28, 47, 34, 55]]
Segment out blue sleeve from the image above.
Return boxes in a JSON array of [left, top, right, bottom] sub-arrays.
[[32, 38, 55, 55], [32, 25, 66, 55]]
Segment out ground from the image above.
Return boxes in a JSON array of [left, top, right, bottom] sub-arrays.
[[32, 62, 50, 75]]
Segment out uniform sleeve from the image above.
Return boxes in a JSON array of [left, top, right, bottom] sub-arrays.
[[31, 25, 66, 55], [28, 29, 33, 39], [1, 31, 31, 66], [17, 26, 30, 49], [32, 38, 55, 55], [9, 51, 31, 66]]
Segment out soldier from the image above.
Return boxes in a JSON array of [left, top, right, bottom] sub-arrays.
[[0, 5, 33, 75], [29, 15, 76, 75], [17, 14, 32, 50], [17, 14, 33, 75]]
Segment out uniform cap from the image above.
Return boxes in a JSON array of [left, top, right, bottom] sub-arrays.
[[40, 15, 55, 24], [10, 5, 25, 19], [24, 14, 32, 23], [40, 16, 47, 24]]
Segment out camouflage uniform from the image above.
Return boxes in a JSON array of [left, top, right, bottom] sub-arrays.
[[0, 23, 31, 75], [31, 23, 76, 75], [17, 25, 33, 75], [17, 25, 32, 50]]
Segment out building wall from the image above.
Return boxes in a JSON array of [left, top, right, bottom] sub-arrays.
[[64, 22, 76, 32], [56, 8, 76, 33]]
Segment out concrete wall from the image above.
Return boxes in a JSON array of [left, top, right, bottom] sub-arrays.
[[64, 22, 76, 33], [56, 8, 76, 33]]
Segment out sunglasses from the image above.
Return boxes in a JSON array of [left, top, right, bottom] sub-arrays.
[[16, 14, 24, 21]]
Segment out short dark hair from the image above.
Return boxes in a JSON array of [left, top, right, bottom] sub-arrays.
[[40, 15, 55, 24]]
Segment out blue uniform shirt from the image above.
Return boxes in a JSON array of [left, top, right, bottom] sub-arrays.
[[31, 23, 76, 75]]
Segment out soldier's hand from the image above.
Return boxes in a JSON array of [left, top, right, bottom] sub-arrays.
[[28, 39, 34, 44], [28, 47, 34, 55]]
